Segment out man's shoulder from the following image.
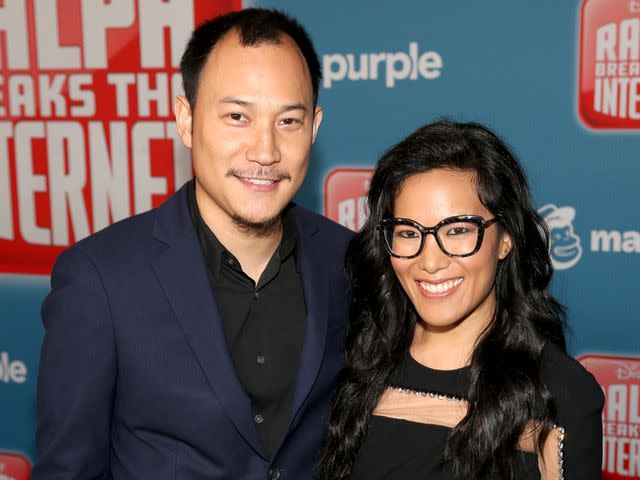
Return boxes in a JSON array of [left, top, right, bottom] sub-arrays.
[[73, 208, 158, 260]]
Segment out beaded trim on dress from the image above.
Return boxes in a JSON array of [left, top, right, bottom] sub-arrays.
[[386, 385, 566, 479]]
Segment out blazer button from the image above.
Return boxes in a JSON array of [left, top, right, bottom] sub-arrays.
[[268, 467, 280, 480]]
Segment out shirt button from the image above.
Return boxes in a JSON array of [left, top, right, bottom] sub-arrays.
[[257, 355, 265, 365], [268, 467, 280, 480], [254, 414, 264, 424], [254, 291, 260, 299], [225, 257, 234, 266]]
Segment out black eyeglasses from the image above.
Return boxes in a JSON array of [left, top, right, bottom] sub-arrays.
[[377, 215, 499, 258]]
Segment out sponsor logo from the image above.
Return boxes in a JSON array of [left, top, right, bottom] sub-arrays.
[[591, 229, 640, 253], [0, 352, 27, 384], [323, 168, 374, 231], [538, 204, 583, 270], [579, 0, 640, 129], [323, 42, 443, 88], [0, 452, 31, 480], [579, 354, 640, 479], [0, 0, 241, 275], [540, 203, 639, 270]]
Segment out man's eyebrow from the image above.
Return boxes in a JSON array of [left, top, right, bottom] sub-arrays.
[[219, 97, 308, 113], [220, 97, 251, 106], [282, 103, 308, 113]]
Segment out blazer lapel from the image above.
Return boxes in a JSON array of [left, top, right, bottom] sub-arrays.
[[150, 187, 267, 459], [289, 207, 329, 429]]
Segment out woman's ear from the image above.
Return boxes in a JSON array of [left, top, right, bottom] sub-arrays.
[[498, 231, 513, 260]]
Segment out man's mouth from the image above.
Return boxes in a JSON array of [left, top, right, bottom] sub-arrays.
[[239, 177, 277, 185]]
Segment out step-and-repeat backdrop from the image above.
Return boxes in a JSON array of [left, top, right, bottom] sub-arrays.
[[1, 0, 638, 477]]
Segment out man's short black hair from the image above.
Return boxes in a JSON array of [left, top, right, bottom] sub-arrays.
[[180, 8, 322, 110]]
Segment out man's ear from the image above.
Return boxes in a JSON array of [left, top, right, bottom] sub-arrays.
[[311, 105, 323, 143], [498, 231, 513, 260], [175, 95, 193, 149]]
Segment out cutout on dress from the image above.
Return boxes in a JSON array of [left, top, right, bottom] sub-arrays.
[[373, 387, 564, 479]]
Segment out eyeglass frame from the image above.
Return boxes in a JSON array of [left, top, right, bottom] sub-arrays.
[[377, 215, 499, 259]]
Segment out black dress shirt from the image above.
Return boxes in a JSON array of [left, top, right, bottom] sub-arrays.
[[187, 181, 307, 457]]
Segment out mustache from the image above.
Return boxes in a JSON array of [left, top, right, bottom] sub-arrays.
[[227, 167, 291, 181]]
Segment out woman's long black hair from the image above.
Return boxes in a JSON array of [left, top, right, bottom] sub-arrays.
[[319, 120, 567, 479]]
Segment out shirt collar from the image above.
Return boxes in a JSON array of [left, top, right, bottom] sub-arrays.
[[187, 180, 300, 278]]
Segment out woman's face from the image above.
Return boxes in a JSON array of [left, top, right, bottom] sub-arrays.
[[389, 169, 512, 335]]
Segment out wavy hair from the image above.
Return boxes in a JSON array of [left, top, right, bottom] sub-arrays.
[[319, 120, 566, 479]]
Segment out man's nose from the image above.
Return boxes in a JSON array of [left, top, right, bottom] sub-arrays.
[[417, 234, 450, 273], [246, 122, 281, 165]]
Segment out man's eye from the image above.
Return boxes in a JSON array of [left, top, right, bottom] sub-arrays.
[[280, 118, 302, 126], [227, 113, 246, 121]]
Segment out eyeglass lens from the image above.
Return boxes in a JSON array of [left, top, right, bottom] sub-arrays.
[[385, 220, 481, 257]]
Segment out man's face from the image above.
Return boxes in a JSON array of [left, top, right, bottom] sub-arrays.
[[175, 31, 322, 234]]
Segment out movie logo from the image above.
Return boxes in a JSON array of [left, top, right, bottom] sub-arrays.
[[579, 354, 640, 478], [0, 452, 31, 480], [0, 0, 240, 275], [579, 0, 640, 129], [323, 168, 374, 231]]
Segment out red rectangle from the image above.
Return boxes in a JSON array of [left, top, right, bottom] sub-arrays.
[[0, 452, 31, 480], [579, 354, 640, 479], [579, 0, 640, 129], [323, 168, 374, 232], [0, 0, 241, 275]]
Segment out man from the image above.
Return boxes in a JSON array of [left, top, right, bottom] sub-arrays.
[[33, 9, 352, 480]]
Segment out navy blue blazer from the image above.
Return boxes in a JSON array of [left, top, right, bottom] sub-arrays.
[[33, 183, 353, 480]]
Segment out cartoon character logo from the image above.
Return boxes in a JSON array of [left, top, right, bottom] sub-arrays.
[[538, 204, 583, 270]]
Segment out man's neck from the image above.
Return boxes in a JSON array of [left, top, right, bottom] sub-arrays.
[[195, 186, 283, 284]]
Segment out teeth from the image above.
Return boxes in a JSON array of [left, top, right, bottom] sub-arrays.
[[242, 177, 275, 185], [418, 278, 463, 294]]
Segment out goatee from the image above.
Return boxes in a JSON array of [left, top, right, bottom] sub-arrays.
[[231, 212, 283, 237]]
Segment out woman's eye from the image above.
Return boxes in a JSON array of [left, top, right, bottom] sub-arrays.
[[396, 230, 419, 239], [447, 227, 469, 236]]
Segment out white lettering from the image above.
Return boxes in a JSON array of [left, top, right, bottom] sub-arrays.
[[137, 73, 169, 117], [0, 122, 13, 240], [34, 0, 81, 69], [132, 122, 168, 213], [69, 74, 96, 117], [39, 74, 67, 117], [47, 122, 89, 245], [138, 0, 194, 68], [619, 19, 640, 61], [597, 23, 618, 61], [89, 122, 130, 232], [592, 230, 640, 253], [323, 43, 443, 89], [107, 73, 136, 117], [323, 54, 348, 88], [0, 352, 27, 384], [0, 0, 29, 69], [81, 0, 135, 69], [418, 51, 443, 80], [385, 51, 411, 88], [9, 74, 35, 117], [0, 74, 4, 117], [15, 121, 50, 245]]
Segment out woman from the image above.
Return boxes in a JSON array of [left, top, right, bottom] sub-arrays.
[[320, 120, 604, 479]]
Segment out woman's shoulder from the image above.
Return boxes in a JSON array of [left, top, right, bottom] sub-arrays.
[[540, 342, 605, 412]]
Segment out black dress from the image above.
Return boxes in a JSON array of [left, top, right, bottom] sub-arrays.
[[349, 343, 604, 479]]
